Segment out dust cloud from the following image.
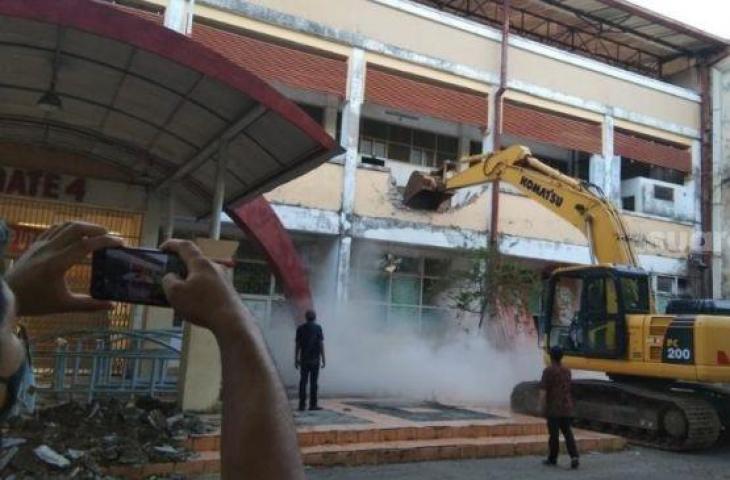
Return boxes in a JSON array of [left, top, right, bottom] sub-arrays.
[[258, 239, 545, 404], [262, 311, 543, 405]]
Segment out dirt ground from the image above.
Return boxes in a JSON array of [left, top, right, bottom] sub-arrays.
[[201, 444, 730, 480]]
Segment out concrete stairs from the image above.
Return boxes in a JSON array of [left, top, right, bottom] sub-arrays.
[[105, 416, 625, 478]]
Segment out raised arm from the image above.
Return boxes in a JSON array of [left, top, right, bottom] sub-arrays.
[[161, 240, 304, 480]]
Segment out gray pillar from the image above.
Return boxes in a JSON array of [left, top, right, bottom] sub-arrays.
[[336, 48, 365, 303]]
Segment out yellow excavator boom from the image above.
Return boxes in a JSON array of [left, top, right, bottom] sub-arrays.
[[405, 145, 639, 267]]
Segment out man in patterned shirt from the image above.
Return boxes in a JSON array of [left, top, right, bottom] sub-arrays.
[[540, 345, 579, 469]]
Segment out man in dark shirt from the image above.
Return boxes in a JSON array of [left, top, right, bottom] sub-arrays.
[[540, 346, 579, 469], [295, 310, 325, 411]]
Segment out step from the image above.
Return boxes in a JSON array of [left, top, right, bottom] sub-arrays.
[[186, 422, 549, 452], [106, 431, 625, 478]]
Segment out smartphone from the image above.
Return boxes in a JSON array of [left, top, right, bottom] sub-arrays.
[[90, 247, 187, 306]]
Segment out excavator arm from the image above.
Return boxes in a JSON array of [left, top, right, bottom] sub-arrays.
[[403, 145, 638, 267]]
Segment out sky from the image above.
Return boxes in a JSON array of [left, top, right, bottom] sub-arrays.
[[627, 0, 730, 40]]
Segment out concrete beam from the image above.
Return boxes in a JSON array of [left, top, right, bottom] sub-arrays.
[[371, 0, 701, 102], [351, 216, 487, 249], [196, 0, 700, 139]]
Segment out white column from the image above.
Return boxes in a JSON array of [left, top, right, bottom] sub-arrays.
[[335, 48, 365, 303], [323, 94, 339, 139], [458, 124, 471, 159], [208, 151, 227, 240], [482, 86, 498, 153], [592, 114, 621, 206], [164, 0, 195, 35]]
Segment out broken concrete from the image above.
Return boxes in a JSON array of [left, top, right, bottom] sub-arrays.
[[1, 396, 215, 479]]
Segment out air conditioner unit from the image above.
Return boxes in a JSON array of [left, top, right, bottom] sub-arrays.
[[620, 177, 692, 220]]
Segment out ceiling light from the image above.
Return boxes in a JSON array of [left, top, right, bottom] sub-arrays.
[[37, 90, 62, 112]]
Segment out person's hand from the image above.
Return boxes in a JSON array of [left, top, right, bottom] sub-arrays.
[[321, 360, 326, 369], [5, 222, 123, 316], [161, 239, 244, 336], [294, 360, 300, 370]]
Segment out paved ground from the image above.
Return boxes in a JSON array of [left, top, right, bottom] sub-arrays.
[[199, 444, 730, 479], [303, 444, 730, 480]]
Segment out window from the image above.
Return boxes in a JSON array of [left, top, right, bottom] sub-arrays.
[[622, 196, 636, 211], [621, 157, 685, 185], [349, 249, 453, 334], [549, 276, 583, 351], [656, 276, 674, 294], [233, 261, 272, 295], [653, 185, 674, 202], [620, 276, 650, 313], [469, 140, 483, 156], [359, 118, 459, 167]]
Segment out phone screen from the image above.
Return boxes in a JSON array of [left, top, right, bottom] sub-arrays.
[[91, 247, 186, 306]]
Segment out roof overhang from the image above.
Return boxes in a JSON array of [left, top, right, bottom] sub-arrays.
[[413, 0, 730, 78], [0, 0, 343, 216]]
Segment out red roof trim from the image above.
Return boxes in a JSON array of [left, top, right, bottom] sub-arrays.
[[0, 0, 337, 152]]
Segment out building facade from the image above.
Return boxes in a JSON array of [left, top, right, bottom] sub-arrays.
[[3, 0, 726, 349], [140, 0, 720, 324]]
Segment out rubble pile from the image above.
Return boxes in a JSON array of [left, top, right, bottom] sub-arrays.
[[0, 396, 215, 479]]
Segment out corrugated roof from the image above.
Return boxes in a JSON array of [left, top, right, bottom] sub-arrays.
[[414, 0, 729, 77]]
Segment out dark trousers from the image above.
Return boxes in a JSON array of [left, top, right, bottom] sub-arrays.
[[298, 363, 320, 409], [547, 417, 579, 461]]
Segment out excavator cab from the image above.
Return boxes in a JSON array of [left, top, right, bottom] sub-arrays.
[[541, 266, 651, 360]]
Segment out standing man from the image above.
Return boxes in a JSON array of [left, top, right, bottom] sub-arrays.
[[540, 346, 579, 469], [295, 310, 325, 411]]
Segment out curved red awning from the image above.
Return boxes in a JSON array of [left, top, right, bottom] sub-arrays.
[[0, 0, 342, 216]]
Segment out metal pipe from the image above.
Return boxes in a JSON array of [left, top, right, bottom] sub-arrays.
[[490, 0, 510, 247]]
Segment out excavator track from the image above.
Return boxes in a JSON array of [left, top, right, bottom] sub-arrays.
[[511, 380, 723, 451]]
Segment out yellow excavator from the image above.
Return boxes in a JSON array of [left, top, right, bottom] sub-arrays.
[[403, 145, 730, 450]]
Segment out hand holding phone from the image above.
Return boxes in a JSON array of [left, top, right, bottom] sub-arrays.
[[91, 247, 187, 306]]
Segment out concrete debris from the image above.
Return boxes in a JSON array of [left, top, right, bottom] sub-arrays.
[[2, 437, 27, 448], [34, 445, 71, 468], [0, 446, 19, 471], [1, 396, 216, 479], [67, 449, 86, 460]]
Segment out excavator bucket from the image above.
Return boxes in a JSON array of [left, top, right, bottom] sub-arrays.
[[403, 171, 453, 211]]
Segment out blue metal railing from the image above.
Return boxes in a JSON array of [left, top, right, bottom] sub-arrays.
[[31, 329, 182, 402]]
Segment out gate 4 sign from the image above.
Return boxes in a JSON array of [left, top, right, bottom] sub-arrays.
[[0, 167, 86, 202]]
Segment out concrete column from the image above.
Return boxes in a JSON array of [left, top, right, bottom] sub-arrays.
[[335, 48, 365, 303], [591, 115, 621, 206], [164, 0, 195, 35], [458, 124, 470, 159], [323, 94, 339, 139], [209, 151, 227, 240], [482, 86, 498, 153], [178, 238, 238, 411]]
